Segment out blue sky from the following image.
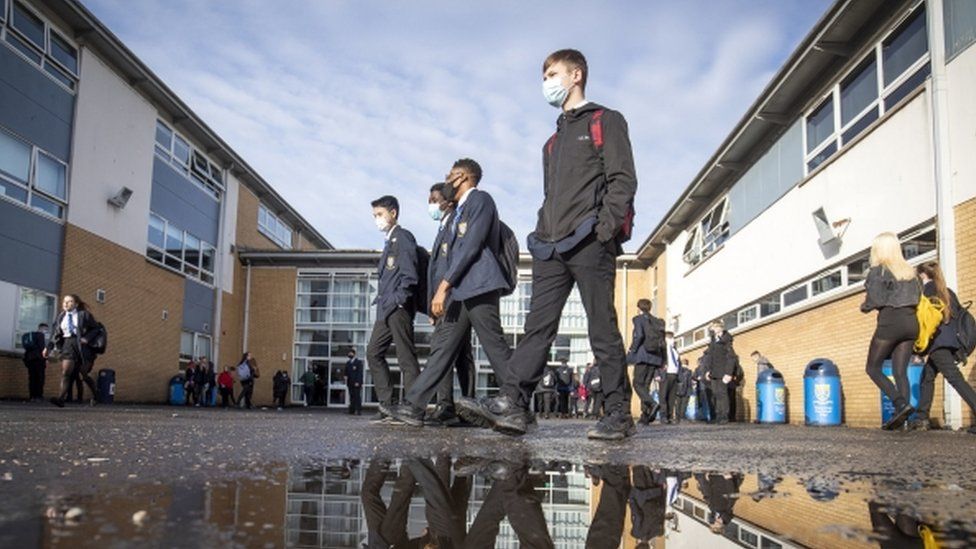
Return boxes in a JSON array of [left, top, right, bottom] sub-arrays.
[[85, 0, 831, 251]]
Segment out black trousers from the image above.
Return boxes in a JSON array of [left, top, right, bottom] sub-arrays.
[[865, 307, 917, 410], [348, 385, 362, 414], [917, 348, 976, 420], [367, 307, 420, 406], [502, 235, 628, 412], [405, 293, 510, 409], [219, 387, 234, 407], [589, 392, 605, 417], [557, 392, 569, 414], [633, 363, 657, 414], [675, 394, 690, 421], [541, 391, 556, 415], [238, 379, 254, 408], [362, 460, 415, 548], [466, 464, 553, 549], [404, 458, 467, 546], [25, 359, 45, 399], [661, 373, 679, 421], [711, 379, 730, 423], [435, 323, 475, 407], [585, 465, 630, 549]]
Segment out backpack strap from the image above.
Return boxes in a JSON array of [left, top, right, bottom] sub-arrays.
[[589, 109, 605, 149], [545, 132, 557, 156]]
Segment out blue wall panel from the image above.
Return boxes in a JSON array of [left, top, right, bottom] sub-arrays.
[[0, 43, 73, 161], [182, 278, 214, 334], [150, 158, 220, 245], [0, 199, 62, 293]]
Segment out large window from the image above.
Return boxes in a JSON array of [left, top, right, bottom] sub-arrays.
[[682, 197, 729, 267], [0, 126, 68, 219], [1, 0, 78, 91], [14, 287, 55, 349], [179, 331, 212, 370], [258, 204, 293, 249], [146, 212, 216, 285], [154, 120, 223, 199], [804, 4, 929, 173]]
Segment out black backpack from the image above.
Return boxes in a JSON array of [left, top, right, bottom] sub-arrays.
[[557, 366, 572, 386], [496, 221, 519, 296], [89, 322, 108, 355], [955, 301, 976, 363], [642, 314, 666, 354], [414, 245, 431, 315], [541, 368, 556, 389]]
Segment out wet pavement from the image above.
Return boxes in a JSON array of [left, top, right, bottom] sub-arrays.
[[0, 403, 975, 547]]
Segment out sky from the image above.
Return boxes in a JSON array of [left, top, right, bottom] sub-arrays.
[[84, 0, 832, 252]]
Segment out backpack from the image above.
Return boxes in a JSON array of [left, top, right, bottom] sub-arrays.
[[414, 245, 431, 315], [544, 109, 637, 244], [541, 368, 555, 389], [915, 293, 946, 353], [954, 300, 976, 363], [557, 366, 572, 386], [641, 314, 666, 354], [89, 322, 108, 355], [496, 221, 519, 296]]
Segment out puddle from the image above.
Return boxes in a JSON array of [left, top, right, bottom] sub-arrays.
[[2, 456, 975, 548]]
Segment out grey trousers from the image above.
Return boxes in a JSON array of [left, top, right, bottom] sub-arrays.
[[367, 307, 420, 406]]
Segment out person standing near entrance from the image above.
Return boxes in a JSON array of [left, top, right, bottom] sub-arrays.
[[366, 195, 420, 422], [704, 321, 736, 425], [660, 332, 682, 424], [628, 299, 664, 425], [457, 49, 639, 440], [299, 368, 317, 407], [346, 349, 364, 415], [22, 323, 48, 402]]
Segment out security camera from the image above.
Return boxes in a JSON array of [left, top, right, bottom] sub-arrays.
[[107, 186, 133, 209]]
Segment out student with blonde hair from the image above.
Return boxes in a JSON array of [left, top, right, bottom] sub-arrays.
[[860, 232, 920, 430]]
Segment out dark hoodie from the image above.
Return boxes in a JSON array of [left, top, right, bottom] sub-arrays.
[[528, 102, 638, 259], [705, 331, 737, 378]]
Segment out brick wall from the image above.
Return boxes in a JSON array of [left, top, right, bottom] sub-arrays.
[[954, 197, 976, 426], [244, 267, 297, 406], [32, 224, 185, 403], [236, 185, 288, 251]]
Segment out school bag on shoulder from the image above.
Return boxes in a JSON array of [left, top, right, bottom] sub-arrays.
[[954, 300, 976, 363], [642, 314, 666, 355], [414, 245, 431, 315], [496, 221, 519, 296], [89, 322, 108, 355], [915, 292, 946, 353]]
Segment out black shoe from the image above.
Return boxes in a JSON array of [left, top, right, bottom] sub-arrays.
[[907, 418, 930, 431], [883, 404, 914, 431], [647, 403, 660, 422], [389, 404, 426, 427], [455, 395, 527, 436], [49, 397, 65, 408], [425, 405, 461, 427], [525, 410, 538, 429], [967, 426, 976, 435], [587, 410, 636, 441], [369, 411, 387, 423]]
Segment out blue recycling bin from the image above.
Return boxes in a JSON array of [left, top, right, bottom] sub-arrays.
[[96, 369, 115, 404], [169, 375, 186, 405], [880, 360, 924, 425], [804, 359, 842, 426], [685, 393, 699, 420], [756, 368, 787, 424]]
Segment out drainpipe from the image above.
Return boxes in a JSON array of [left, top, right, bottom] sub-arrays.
[[925, 0, 961, 428], [212, 169, 228, 369], [243, 260, 252, 352], [621, 262, 629, 339]]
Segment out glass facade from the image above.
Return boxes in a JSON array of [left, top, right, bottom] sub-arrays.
[[293, 271, 592, 407]]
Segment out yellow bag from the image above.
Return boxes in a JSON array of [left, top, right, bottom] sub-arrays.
[[916, 293, 946, 353]]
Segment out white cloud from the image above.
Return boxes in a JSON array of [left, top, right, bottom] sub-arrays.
[[84, 0, 830, 250]]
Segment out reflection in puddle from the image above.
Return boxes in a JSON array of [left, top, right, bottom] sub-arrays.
[[7, 457, 976, 548]]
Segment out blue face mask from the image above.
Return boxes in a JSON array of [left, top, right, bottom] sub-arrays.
[[428, 203, 443, 221], [543, 77, 569, 108]]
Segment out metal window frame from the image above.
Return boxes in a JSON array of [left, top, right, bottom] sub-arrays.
[[0, 126, 68, 220], [1, 1, 79, 93], [153, 119, 223, 199], [145, 211, 216, 287], [12, 285, 55, 350], [258, 203, 293, 249]]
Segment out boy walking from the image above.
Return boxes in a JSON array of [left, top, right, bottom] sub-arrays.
[[458, 49, 638, 440]]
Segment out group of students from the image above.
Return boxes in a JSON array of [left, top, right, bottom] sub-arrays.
[[362, 48, 640, 441]]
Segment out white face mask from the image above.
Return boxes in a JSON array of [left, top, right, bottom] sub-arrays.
[[428, 203, 443, 221], [543, 76, 569, 108], [374, 215, 391, 232]]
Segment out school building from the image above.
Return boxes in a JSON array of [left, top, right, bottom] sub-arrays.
[[634, 0, 976, 429]]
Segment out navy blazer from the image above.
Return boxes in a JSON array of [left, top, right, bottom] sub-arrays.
[[628, 314, 663, 366], [345, 358, 364, 386], [442, 189, 508, 302], [374, 225, 419, 320], [428, 210, 455, 310]]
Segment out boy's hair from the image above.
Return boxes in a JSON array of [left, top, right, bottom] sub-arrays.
[[430, 182, 445, 195], [750, 350, 761, 357], [636, 298, 652, 313], [38, 323, 48, 328], [453, 158, 482, 184], [543, 49, 588, 91], [371, 195, 399, 218]]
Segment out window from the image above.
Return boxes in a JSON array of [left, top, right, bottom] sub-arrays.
[[846, 255, 870, 285], [0, 127, 68, 219], [682, 197, 729, 266], [147, 212, 216, 285], [900, 226, 936, 260], [2, 1, 79, 90], [153, 120, 223, 199], [737, 304, 758, 325], [811, 269, 843, 296], [782, 284, 808, 308], [258, 204, 293, 249], [804, 4, 928, 174], [15, 287, 55, 349], [179, 331, 212, 370]]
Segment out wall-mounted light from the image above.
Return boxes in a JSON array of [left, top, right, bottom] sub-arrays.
[[107, 186, 133, 209], [95, 289, 106, 303]]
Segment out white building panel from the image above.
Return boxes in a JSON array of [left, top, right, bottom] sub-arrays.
[[946, 41, 976, 205], [221, 172, 241, 293], [668, 93, 935, 331], [67, 48, 156, 256]]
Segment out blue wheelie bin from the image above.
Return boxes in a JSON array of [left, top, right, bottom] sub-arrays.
[[756, 368, 787, 424], [880, 359, 924, 425], [96, 369, 115, 404], [169, 375, 186, 405], [804, 359, 842, 426]]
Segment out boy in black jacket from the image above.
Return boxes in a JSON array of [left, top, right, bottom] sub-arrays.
[[458, 49, 638, 440]]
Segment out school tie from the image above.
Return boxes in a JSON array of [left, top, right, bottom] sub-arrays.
[[452, 204, 464, 235], [67, 313, 76, 336], [670, 346, 679, 370]]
